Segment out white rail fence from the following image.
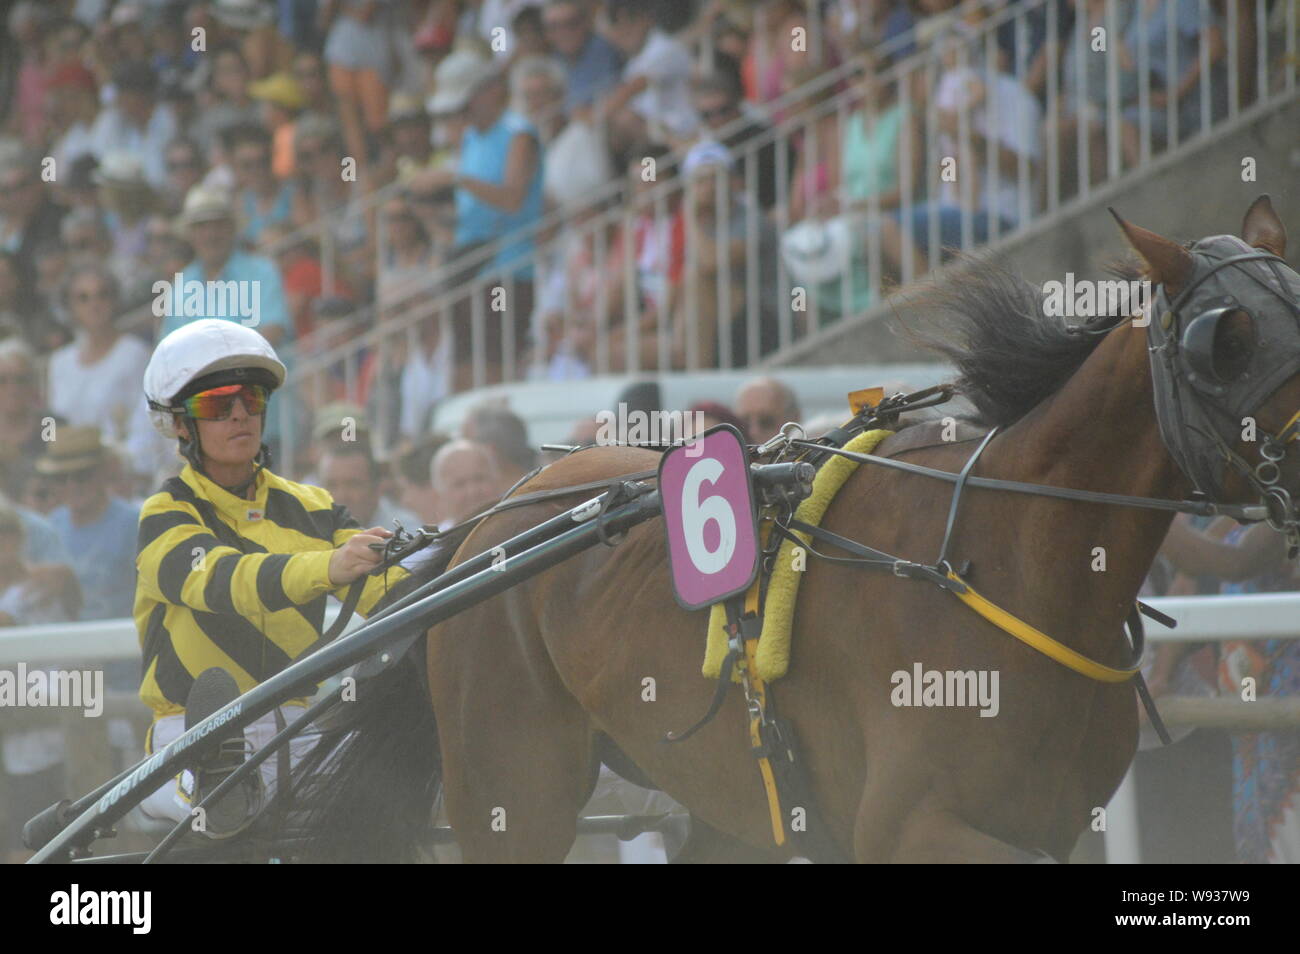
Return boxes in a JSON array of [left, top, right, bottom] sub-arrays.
[[2, 592, 1296, 863]]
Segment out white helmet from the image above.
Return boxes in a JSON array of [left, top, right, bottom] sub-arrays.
[[144, 319, 286, 439]]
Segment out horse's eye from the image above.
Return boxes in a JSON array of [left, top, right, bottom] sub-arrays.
[[1212, 309, 1256, 381], [1183, 307, 1256, 385]]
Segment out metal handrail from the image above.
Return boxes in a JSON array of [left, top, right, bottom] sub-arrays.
[[121, 0, 1298, 469]]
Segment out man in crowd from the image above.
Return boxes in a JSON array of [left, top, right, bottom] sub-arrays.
[[164, 186, 291, 348], [37, 427, 139, 622], [461, 401, 536, 488], [89, 63, 177, 190], [0, 151, 65, 278], [735, 376, 802, 444], [226, 122, 295, 245], [430, 439, 504, 530], [380, 94, 438, 185], [543, 0, 623, 113], [416, 57, 544, 391], [318, 440, 423, 534], [393, 433, 448, 527], [163, 139, 209, 216], [600, 0, 699, 153], [690, 71, 791, 212]]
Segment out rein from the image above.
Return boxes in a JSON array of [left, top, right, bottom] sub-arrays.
[[786, 438, 1269, 521]]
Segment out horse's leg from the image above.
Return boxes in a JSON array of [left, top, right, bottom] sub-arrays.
[[867, 791, 1055, 864], [429, 589, 595, 864], [670, 816, 788, 864]]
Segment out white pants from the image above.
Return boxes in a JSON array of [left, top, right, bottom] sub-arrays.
[[139, 705, 323, 825]]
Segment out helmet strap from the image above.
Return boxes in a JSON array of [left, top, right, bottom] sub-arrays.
[[177, 414, 271, 500]]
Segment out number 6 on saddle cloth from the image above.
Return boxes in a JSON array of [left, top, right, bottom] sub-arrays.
[[658, 425, 761, 611]]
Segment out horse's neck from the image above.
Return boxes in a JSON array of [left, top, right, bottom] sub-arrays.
[[993, 323, 1187, 625]]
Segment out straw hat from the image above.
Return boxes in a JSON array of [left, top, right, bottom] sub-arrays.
[[34, 426, 109, 476], [313, 403, 371, 443]]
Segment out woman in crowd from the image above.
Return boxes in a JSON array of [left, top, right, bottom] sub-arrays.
[[1160, 515, 1300, 863], [45, 264, 161, 487], [320, 0, 397, 165], [292, 115, 375, 294], [190, 43, 263, 157], [0, 339, 63, 499]]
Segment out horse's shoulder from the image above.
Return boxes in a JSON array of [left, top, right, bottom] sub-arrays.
[[874, 417, 987, 458]]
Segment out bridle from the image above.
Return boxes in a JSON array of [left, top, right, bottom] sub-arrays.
[[1142, 235, 1300, 554]]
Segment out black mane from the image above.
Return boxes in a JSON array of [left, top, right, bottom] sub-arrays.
[[898, 255, 1143, 428]]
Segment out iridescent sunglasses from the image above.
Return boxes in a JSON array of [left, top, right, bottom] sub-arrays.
[[179, 383, 269, 421]]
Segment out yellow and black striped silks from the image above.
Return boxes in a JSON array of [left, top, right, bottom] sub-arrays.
[[134, 463, 409, 719]]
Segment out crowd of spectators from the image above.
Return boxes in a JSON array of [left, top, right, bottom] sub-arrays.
[[2, 0, 1278, 496], [0, 0, 1292, 862]]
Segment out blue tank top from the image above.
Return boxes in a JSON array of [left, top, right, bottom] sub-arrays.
[[455, 110, 543, 280]]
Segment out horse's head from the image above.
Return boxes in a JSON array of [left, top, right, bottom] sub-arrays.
[[1112, 196, 1300, 546]]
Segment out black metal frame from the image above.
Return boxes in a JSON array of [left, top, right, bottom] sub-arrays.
[[28, 479, 665, 864]]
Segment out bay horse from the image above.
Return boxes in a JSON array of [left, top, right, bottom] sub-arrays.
[[291, 197, 1299, 862]]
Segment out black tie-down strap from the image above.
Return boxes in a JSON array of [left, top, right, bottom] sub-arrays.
[[755, 689, 851, 864], [1127, 603, 1174, 746]]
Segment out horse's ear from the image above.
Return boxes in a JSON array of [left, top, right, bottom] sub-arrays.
[[1109, 208, 1194, 294], [1241, 194, 1287, 258]]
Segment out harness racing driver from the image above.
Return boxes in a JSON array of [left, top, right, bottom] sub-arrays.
[[135, 319, 408, 837]]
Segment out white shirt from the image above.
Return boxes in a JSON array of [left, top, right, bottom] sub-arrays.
[[934, 68, 1041, 224], [88, 104, 178, 190], [624, 29, 699, 140], [399, 335, 452, 441], [48, 334, 170, 473], [53, 120, 97, 171]]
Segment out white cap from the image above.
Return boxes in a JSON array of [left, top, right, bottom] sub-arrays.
[[178, 185, 235, 228], [681, 139, 733, 176], [780, 217, 853, 286], [93, 151, 149, 188], [144, 319, 286, 438], [426, 49, 499, 116]]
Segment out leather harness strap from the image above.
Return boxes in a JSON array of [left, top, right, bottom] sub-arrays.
[[790, 440, 1269, 521], [773, 412, 1171, 741]]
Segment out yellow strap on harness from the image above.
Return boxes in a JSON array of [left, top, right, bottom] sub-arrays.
[[702, 428, 896, 681], [742, 634, 787, 847], [739, 533, 787, 846], [1279, 407, 1300, 441], [945, 569, 1139, 683]]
